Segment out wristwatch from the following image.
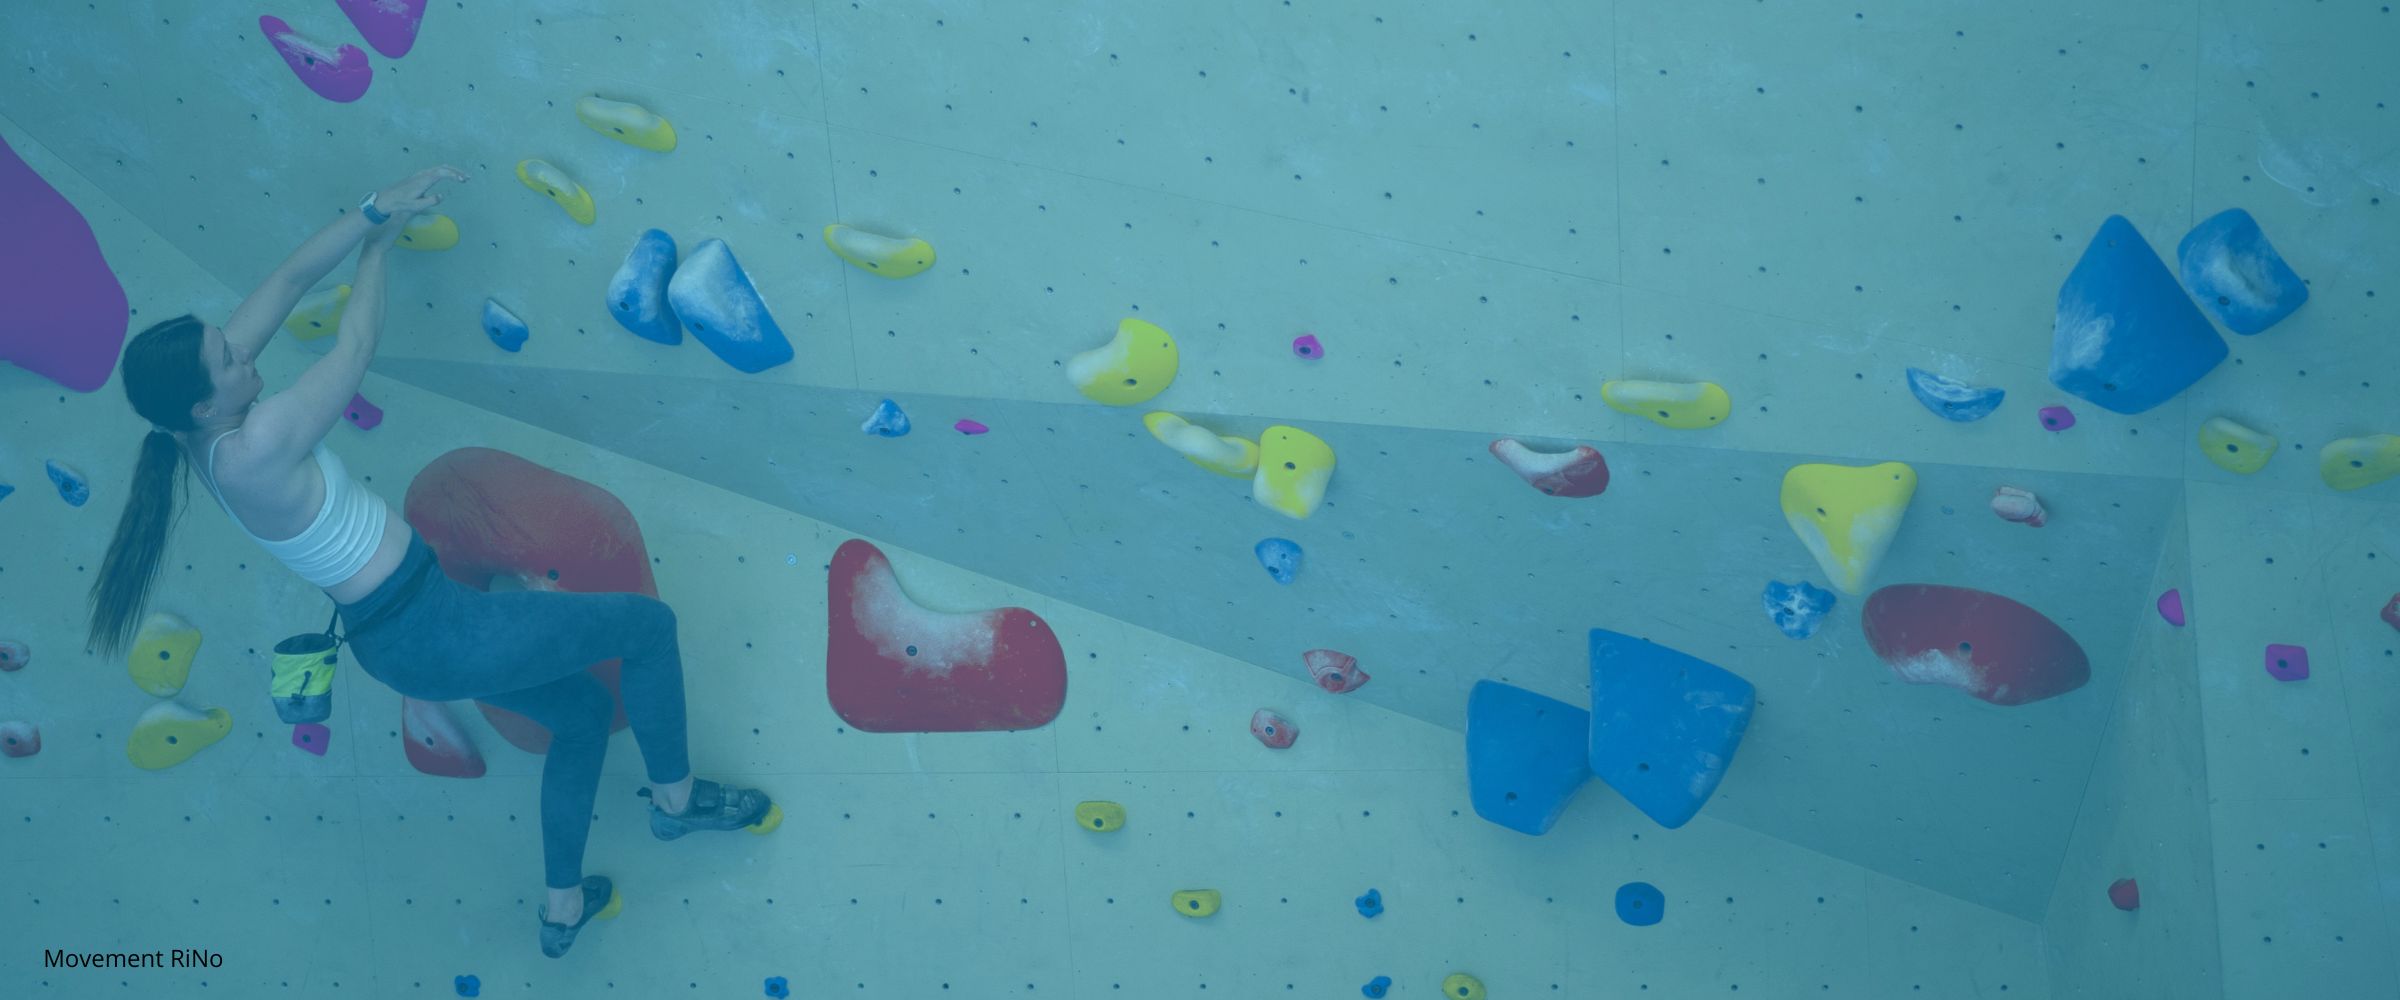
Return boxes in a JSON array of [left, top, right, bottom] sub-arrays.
[[358, 191, 389, 225]]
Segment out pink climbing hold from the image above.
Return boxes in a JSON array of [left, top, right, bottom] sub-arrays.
[[1304, 649, 1370, 693], [1292, 333, 1324, 360], [0, 639, 26, 671], [0, 131, 130, 393], [1991, 486, 2047, 527], [2108, 878, 2140, 911], [335, 0, 428, 58], [0, 721, 38, 758], [954, 419, 989, 435], [260, 16, 374, 103], [345, 392, 383, 430], [1250, 709, 1298, 749], [2383, 594, 2399, 633], [401, 697, 486, 778], [292, 723, 331, 757], [2038, 405, 2076, 432], [2264, 644, 2309, 682], [1488, 438, 1610, 498], [2156, 589, 2186, 627]]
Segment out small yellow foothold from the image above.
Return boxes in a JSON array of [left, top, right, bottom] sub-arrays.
[[1440, 973, 1487, 1000], [1602, 379, 1732, 429], [1171, 889, 1221, 917], [1067, 318, 1179, 405], [593, 885, 625, 920], [283, 284, 350, 341], [1254, 425, 1336, 520], [2196, 417, 2277, 475], [1143, 412, 1259, 477], [2321, 434, 2400, 491], [1780, 461, 1917, 594], [574, 95, 677, 152], [1074, 801, 1127, 832], [748, 802, 785, 835], [125, 702, 232, 770], [823, 224, 936, 278], [396, 213, 458, 251], [128, 611, 201, 697], [516, 159, 596, 225]]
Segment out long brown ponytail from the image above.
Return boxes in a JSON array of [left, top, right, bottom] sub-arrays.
[[86, 315, 212, 656]]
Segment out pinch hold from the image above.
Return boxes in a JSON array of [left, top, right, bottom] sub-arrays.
[[1991, 485, 2047, 527], [1304, 648, 1368, 693]]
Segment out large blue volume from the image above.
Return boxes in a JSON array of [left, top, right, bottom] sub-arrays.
[[2177, 208, 2307, 336], [2047, 215, 2227, 415], [1465, 680, 1592, 836], [1586, 629, 1754, 829]]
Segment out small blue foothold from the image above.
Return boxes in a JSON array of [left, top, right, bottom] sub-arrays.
[[764, 975, 790, 999], [45, 460, 87, 507], [1255, 538, 1302, 584], [1362, 975, 1394, 998], [1616, 881, 1665, 926], [0, 481, 14, 503], [861, 398, 911, 437], [454, 973, 481, 997], [481, 298, 530, 352], [1904, 368, 2004, 422], [1355, 888, 1383, 918], [1762, 580, 1837, 639]]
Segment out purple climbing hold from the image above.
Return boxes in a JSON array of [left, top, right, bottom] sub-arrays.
[[292, 723, 331, 756], [953, 418, 988, 435], [2264, 644, 2309, 682], [346, 392, 383, 430], [1293, 333, 1324, 359], [2156, 589, 2186, 627], [2038, 405, 2077, 432], [335, 0, 428, 58]]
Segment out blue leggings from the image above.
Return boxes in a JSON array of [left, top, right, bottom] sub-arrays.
[[338, 529, 692, 889]]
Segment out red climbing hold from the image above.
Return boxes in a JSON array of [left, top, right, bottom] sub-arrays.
[[1304, 649, 1369, 693], [401, 698, 484, 778], [0, 721, 37, 758], [1862, 584, 2090, 706], [1250, 709, 1298, 749], [825, 539, 1067, 733], [2108, 878, 2140, 911], [2383, 594, 2399, 633], [1488, 438, 1610, 498]]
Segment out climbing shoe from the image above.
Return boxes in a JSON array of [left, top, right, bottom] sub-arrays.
[[640, 778, 782, 840], [537, 875, 621, 958]]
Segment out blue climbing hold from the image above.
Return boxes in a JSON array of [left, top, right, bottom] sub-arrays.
[[1355, 888, 1383, 918], [1904, 368, 2003, 422], [1255, 538, 1302, 584], [607, 227, 683, 345], [861, 398, 911, 437], [453, 973, 481, 997], [1466, 680, 1592, 836], [481, 298, 529, 352], [0, 481, 15, 503], [2049, 215, 2228, 415], [763, 975, 790, 999], [666, 238, 794, 374], [2178, 208, 2307, 335], [45, 460, 87, 507], [1615, 881, 1665, 927], [1362, 975, 1393, 998], [1587, 629, 1755, 829], [1762, 580, 1836, 639]]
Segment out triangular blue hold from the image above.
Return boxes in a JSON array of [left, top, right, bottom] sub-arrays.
[[2177, 208, 2307, 336], [607, 228, 684, 345], [0, 482, 13, 503], [1904, 368, 2003, 422], [1587, 629, 1754, 829], [2048, 215, 2227, 415], [481, 298, 529, 353], [1762, 580, 1835, 639], [861, 399, 911, 437], [666, 239, 794, 374], [1466, 680, 1592, 836]]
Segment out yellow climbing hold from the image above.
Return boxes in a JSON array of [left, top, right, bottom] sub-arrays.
[[1440, 973, 1487, 1000], [593, 884, 625, 920], [127, 611, 201, 697], [396, 213, 458, 251], [282, 284, 350, 341], [822, 224, 936, 279], [574, 95, 677, 152], [1143, 412, 1258, 478], [1602, 379, 1731, 429], [1781, 461, 1917, 594], [1066, 318, 1178, 406], [2321, 434, 2400, 491], [516, 159, 596, 225], [748, 802, 785, 835], [2197, 417, 2276, 475], [125, 702, 231, 770], [1254, 425, 1336, 520], [1171, 889, 1221, 917], [1074, 800, 1126, 832]]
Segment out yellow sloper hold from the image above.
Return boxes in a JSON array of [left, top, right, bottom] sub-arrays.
[[1781, 461, 1916, 595], [2197, 417, 2276, 475], [128, 611, 201, 697], [1441, 973, 1487, 1000], [396, 213, 458, 251], [574, 95, 677, 152], [1254, 425, 1335, 520], [516, 159, 596, 225], [823, 224, 935, 279], [1074, 801, 1126, 832], [1602, 379, 1732, 429], [126, 702, 232, 770], [1143, 412, 1258, 478], [283, 284, 350, 341], [1171, 889, 1221, 918], [2321, 434, 2400, 491], [1066, 318, 1178, 405]]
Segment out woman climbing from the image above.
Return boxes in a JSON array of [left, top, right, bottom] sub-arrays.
[[82, 166, 774, 958]]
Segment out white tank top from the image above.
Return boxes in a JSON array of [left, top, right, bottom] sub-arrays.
[[196, 430, 390, 589]]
